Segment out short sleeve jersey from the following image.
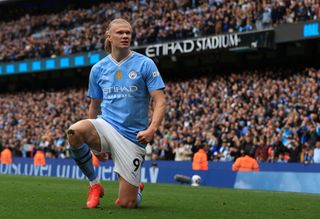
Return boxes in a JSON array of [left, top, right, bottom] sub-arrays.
[[88, 51, 165, 148]]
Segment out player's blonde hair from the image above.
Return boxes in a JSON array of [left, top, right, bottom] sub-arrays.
[[104, 18, 132, 53]]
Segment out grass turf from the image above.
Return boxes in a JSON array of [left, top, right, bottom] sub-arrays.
[[0, 174, 319, 219]]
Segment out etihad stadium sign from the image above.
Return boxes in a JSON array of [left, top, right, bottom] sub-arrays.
[[146, 34, 241, 57], [145, 34, 241, 57], [141, 30, 274, 58]]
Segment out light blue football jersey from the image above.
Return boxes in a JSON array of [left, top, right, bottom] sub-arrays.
[[88, 51, 165, 148]]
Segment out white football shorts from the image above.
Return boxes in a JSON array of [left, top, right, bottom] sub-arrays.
[[88, 118, 145, 187]]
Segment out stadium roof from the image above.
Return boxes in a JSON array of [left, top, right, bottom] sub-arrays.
[[0, 0, 27, 4], [0, 0, 21, 2]]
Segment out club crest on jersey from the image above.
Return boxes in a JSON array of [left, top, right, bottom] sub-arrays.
[[129, 71, 137, 79], [116, 70, 122, 80]]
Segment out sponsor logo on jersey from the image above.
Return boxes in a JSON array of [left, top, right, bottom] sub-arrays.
[[103, 86, 139, 99], [103, 86, 138, 94], [129, 71, 137, 79]]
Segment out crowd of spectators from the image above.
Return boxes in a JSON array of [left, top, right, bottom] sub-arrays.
[[1, 67, 320, 163], [0, 89, 88, 159], [1, 0, 320, 62]]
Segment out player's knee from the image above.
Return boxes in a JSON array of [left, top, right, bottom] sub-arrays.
[[120, 199, 137, 209], [66, 122, 85, 147]]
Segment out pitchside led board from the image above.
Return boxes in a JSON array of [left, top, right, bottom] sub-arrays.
[[2, 158, 320, 194]]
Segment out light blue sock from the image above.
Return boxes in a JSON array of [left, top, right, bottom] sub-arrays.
[[137, 191, 142, 207], [70, 144, 96, 181]]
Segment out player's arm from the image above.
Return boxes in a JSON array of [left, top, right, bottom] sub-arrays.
[[137, 89, 166, 144], [88, 98, 102, 119], [149, 90, 166, 133]]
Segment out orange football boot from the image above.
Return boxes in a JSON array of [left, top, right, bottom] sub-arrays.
[[87, 184, 104, 208]]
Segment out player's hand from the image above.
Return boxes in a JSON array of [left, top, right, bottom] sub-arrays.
[[93, 152, 110, 162], [137, 128, 155, 144]]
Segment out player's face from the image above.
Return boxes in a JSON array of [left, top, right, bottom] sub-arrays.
[[108, 22, 132, 50]]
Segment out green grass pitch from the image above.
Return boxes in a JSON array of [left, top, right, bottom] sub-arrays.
[[0, 174, 319, 219]]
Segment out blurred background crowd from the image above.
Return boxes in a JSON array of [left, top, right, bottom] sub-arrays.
[[1, 0, 319, 62], [1, 67, 319, 163]]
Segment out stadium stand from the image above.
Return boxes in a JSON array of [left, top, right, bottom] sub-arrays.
[[1, 67, 319, 163], [0, 0, 319, 62], [0, 0, 320, 164]]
